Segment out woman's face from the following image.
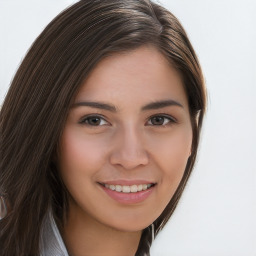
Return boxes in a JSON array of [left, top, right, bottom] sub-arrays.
[[58, 46, 192, 232]]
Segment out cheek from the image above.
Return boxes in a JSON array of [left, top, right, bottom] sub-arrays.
[[148, 126, 192, 183], [58, 127, 109, 178]]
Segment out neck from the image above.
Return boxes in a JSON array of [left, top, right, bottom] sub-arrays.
[[62, 205, 142, 256]]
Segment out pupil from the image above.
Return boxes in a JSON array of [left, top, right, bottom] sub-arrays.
[[88, 117, 100, 125], [152, 116, 164, 125]]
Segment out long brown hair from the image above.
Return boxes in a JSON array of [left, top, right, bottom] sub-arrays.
[[0, 0, 206, 255]]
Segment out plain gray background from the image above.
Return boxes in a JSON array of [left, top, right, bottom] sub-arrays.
[[0, 0, 255, 255]]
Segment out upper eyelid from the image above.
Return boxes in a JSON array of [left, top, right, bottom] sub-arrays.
[[79, 114, 109, 124], [147, 113, 177, 122]]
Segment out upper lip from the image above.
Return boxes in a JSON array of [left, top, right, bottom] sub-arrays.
[[98, 180, 156, 186]]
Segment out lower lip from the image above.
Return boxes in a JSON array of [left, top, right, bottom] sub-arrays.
[[100, 185, 155, 204]]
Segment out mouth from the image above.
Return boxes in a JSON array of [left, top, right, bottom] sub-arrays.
[[99, 183, 156, 193], [98, 181, 156, 204]]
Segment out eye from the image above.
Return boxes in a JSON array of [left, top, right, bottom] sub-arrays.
[[79, 115, 109, 126], [147, 115, 176, 126]]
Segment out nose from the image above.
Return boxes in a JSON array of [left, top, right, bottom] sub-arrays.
[[109, 126, 149, 170]]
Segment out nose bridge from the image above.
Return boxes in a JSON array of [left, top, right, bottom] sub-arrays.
[[110, 123, 149, 169]]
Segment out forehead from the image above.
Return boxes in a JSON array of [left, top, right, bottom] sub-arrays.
[[75, 46, 188, 110]]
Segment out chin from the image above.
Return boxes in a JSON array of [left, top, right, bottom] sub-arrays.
[[103, 215, 156, 233]]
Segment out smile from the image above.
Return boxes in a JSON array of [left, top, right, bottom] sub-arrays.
[[103, 183, 154, 193], [98, 182, 156, 204]]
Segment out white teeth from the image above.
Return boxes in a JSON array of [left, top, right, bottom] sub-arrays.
[[103, 183, 154, 193], [130, 185, 138, 193], [109, 185, 115, 191], [122, 186, 131, 193], [137, 184, 143, 191], [115, 185, 122, 192], [142, 184, 148, 190]]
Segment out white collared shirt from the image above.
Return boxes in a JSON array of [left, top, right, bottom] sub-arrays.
[[40, 210, 69, 256]]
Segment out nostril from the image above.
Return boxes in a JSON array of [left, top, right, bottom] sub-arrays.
[[109, 150, 149, 169]]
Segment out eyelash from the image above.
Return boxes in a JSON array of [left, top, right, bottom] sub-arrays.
[[79, 115, 109, 126], [79, 114, 177, 127], [147, 114, 177, 126]]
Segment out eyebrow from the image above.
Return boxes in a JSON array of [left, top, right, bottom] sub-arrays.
[[72, 99, 183, 112], [141, 99, 183, 110], [72, 101, 117, 112]]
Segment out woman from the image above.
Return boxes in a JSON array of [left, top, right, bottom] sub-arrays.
[[0, 0, 206, 255]]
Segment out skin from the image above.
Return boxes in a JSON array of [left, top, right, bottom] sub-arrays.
[[58, 46, 192, 256]]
